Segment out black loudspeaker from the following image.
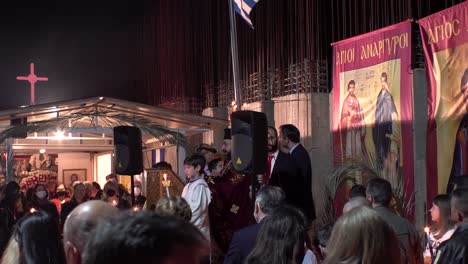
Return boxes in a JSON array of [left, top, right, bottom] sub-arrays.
[[114, 126, 143, 175], [231, 111, 268, 175]]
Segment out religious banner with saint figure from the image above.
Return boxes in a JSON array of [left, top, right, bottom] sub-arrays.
[[419, 2, 468, 202], [332, 21, 414, 202]]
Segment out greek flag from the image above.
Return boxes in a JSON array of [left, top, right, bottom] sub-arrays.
[[233, 0, 259, 28]]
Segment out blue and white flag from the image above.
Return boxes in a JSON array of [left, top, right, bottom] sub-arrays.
[[233, 0, 259, 28]]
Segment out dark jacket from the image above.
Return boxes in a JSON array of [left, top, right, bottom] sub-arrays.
[[33, 200, 59, 225], [0, 203, 18, 255], [374, 206, 423, 264], [269, 151, 304, 212], [224, 222, 262, 264], [290, 144, 316, 221], [435, 223, 468, 264], [134, 195, 147, 207], [60, 198, 79, 225]]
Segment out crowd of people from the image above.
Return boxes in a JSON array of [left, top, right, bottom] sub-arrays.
[[0, 123, 467, 264]]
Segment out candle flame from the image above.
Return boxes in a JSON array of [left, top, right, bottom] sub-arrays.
[[30, 208, 37, 213], [133, 206, 139, 212], [424, 227, 430, 233], [163, 173, 167, 181], [112, 200, 118, 206]]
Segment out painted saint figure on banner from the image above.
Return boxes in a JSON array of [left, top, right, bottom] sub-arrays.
[[340, 80, 366, 161], [373, 72, 400, 186], [448, 69, 468, 192]]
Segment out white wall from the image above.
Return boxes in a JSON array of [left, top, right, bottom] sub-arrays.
[[96, 153, 112, 188], [58, 153, 93, 184]]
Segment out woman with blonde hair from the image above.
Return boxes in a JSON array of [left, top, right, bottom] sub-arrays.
[[323, 206, 401, 264], [155, 195, 192, 222]]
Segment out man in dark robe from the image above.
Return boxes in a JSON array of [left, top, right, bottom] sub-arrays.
[[373, 72, 399, 184], [209, 128, 255, 261], [447, 69, 468, 193]]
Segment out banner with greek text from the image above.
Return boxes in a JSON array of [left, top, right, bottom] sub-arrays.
[[419, 2, 468, 200], [332, 21, 414, 216]]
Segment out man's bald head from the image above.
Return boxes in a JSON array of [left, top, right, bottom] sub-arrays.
[[343, 197, 371, 214], [64, 200, 118, 264]]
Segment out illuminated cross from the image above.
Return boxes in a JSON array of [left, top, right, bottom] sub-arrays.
[[16, 63, 48, 105]]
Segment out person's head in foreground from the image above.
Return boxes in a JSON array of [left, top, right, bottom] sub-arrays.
[[246, 205, 308, 264], [63, 200, 118, 264], [155, 195, 192, 222], [323, 206, 401, 264], [3, 210, 66, 264], [82, 211, 209, 264]]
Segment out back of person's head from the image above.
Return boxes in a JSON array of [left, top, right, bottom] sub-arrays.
[[64, 200, 118, 264], [184, 154, 206, 174], [14, 210, 66, 264], [105, 174, 117, 182], [451, 188, 468, 222], [82, 211, 209, 264], [246, 205, 308, 264], [83, 181, 92, 196], [279, 124, 301, 143], [255, 186, 286, 215], [349, 184, 366, 199], [366, 178, 393, 207], [0, 181, 20, 206], [323, 207, 401, 264], [153, 161, 173, 170], [91, 182, 101, 191], [155, 196, 192, 222], [343, 196, 371, 214]]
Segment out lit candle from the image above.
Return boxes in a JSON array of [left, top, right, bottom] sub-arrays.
[[112, 200, 118, 207], [162, 173, 171, 197], [424, 226, 434, 260], [29, 208, 37, 213], [133, 206, 140, 212]]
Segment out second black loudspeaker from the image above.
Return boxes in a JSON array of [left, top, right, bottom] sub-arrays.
[[114, 126, 143, 175], [231, 110, 268, 175]]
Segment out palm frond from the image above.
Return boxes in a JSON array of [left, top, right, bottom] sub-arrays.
[[0, 109, 193, 181]]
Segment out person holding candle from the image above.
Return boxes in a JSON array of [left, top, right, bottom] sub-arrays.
[[424, 195, 456, 263], [434, 188, 468, 264], [181, 154, 211, 242], [101, 181, 130, 210]]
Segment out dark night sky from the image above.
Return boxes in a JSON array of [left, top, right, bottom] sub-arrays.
[[0, 1, 145, 108]]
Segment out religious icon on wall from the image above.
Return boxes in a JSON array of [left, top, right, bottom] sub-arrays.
[[431, 45, 468, 193], [338, 61, 403, 187], [340, 80, 366, 162], [63, 169, 87, 187]]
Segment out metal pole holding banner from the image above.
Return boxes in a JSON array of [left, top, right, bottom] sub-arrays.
[[228, 0, 242, 111]]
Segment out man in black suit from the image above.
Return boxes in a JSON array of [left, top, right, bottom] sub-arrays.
[[264, 127, 303, 209], [279, 124, 316, 221], [224, 186, 285, 264]]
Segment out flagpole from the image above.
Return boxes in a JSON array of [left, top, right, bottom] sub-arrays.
[[228, 0, 242, 111]]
